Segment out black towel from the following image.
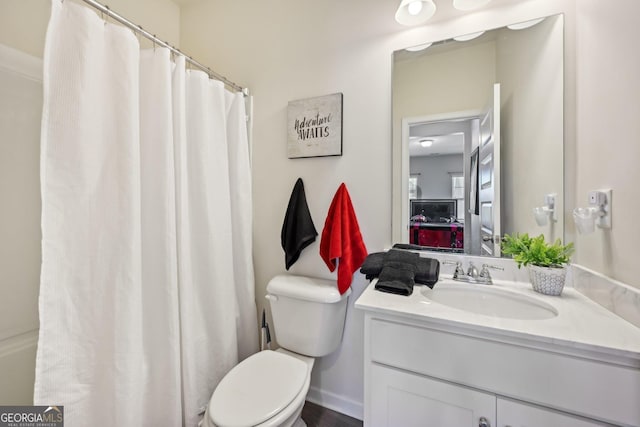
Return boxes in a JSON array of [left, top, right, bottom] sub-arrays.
[[360, 249, 440, 288], [416, 258, 440, 289], [385, 249, 419, 264], [281, 178, 318, 270], [361, 249, 418, 274], [375, 264, 416, 296], [360, 252, 385, 279]]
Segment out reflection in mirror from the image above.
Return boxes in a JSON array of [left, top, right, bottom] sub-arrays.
[[392, 14, 564, 258]]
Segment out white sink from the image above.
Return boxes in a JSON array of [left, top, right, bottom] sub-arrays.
[[421, 282, 558, 320]]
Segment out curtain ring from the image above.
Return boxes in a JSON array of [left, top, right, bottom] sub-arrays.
[[153, 35, 157, 52], [103, 5, 110, 26], [136, 25, 143, 44]]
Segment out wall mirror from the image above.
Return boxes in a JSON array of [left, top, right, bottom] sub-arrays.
[[392, 14, 564, 258]]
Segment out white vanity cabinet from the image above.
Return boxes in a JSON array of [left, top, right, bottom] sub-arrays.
[[369, 362, 604, 427], [370, 363, 495, 426], [497, 399, 608, 427], [360, 312, 639, 427]]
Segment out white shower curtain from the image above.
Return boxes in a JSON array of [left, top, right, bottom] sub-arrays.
[[34, 2, 258, 426]]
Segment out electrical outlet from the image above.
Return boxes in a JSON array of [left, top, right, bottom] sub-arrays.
[[588, 191, 607, 206], [544, 193, 557, 222], [590, 189, 612, 229]]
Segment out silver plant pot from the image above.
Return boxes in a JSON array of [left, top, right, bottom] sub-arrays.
[[527, 265, 567, 296]]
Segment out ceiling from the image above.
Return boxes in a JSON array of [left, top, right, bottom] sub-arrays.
[[409, 133, 464, 157], [409, 118, 472, 157], [172, 0, 521, 17]]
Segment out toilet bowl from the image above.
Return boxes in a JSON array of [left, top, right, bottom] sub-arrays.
[[202, 349, 314, 427], [202, 275, 350, 427]]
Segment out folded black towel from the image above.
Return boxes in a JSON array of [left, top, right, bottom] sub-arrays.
[[360, 252, 385, 277], [361, 249, 440, 288], [281, 178, 318, 270], [375, 265, 416, 296], [385, 249, 419, 265], [417, 257, 440, 289], [361, 249, 418, 274], [384, 260, 417, 273]]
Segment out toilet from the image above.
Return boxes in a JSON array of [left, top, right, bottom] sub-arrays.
[[202, 274, 351, 427]]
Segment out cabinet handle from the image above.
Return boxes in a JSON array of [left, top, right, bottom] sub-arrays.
[[478, 417, 490, 427]]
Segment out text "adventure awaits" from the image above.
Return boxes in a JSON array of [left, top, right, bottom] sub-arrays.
[[294, 112, 332, 141]]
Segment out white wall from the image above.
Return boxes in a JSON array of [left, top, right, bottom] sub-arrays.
[[410, 154, 464, 199], [573, 0, 640, 282], [497, 15, 564, 243], [0, 0, 181, 405], [0, 45, 42, 406], [0, 0, 181, 59]]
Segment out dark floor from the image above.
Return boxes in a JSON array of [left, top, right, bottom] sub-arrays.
[[301, 401, 363, 427]]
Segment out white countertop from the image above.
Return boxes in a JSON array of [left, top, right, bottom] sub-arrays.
[[355, 276, 640, 368]]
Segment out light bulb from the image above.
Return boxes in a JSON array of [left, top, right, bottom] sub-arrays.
[[395, 0, 436, 26], [420, 139, 433, 147], [507, 18, 545, 30], [453, 31, 485, 42], [405, 42, 433, 52], [407, 1, 423, 16]]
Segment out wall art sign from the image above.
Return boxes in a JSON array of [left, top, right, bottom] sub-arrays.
[[287, 93, 343, 159]]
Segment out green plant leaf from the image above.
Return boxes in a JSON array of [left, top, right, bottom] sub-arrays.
[[500, 233, 574, 268]]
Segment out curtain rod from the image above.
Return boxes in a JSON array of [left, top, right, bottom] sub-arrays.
[[77, 0, 248, 95]]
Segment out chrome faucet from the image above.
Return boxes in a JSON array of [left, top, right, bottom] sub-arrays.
[[443, 260, 465, 280], [443, 261, 503, 285], [478, 264, 504, 285], [466, 262, 479, 279]]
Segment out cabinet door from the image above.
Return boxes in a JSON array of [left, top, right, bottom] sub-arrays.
[[370, 363, 495, 427], [497, 398, 609, 427]]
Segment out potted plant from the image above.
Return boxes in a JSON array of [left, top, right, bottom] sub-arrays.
[[501, 233, 574, 296]]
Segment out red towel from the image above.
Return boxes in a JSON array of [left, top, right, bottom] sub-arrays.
[[320, 183, 368, 294]]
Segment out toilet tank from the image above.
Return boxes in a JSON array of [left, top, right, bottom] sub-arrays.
[[266, 274, 351, 357]]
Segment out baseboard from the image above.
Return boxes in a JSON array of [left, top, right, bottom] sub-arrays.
[[0, 330, 38, 358], [305, 386, 363, 421]]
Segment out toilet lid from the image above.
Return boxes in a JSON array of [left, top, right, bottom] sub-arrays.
[[209, 350, 308, 427]]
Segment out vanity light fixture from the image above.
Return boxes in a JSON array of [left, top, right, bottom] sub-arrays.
[[419, 139, 434, 147], [453, 31, 485, 41], [405, 42, 433, 52], [395, 0, 436, 26], [507, 17, 545, 30], [453, 0, 492, 11]]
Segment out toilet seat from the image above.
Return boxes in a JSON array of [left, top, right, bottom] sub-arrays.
[[208, 350, 308, 427]]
